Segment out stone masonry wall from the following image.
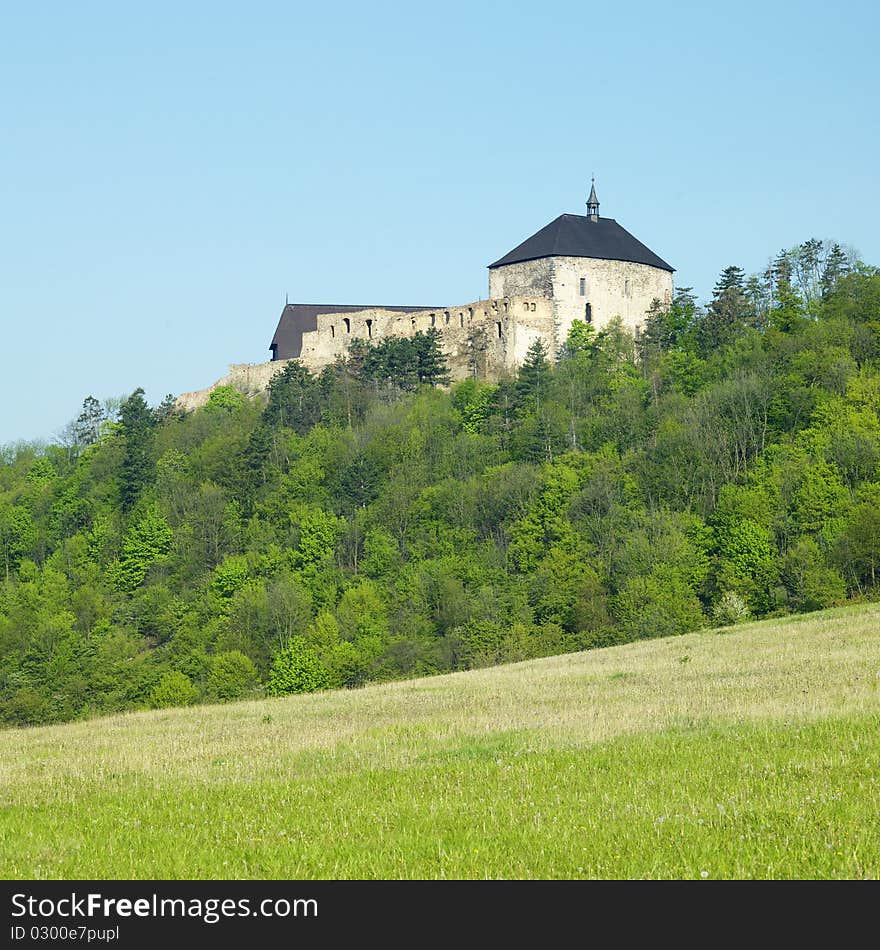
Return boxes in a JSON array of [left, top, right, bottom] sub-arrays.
[[176, 296, 555, 411], [549, 256, 673, 342], [298, 296, 554, 380], [489, 256, 673, 348]]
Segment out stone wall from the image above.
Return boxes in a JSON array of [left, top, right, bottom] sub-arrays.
[[549, 256, 673, 342], [176, 360, 288, 412], [298, 296, 554, 380], [488, 257, 554, 300], [489, 256, 673, 346], [175, 296, 555, 411]]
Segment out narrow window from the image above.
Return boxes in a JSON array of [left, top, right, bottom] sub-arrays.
[[496, 321, 502, 339], [365, 318, 373, 339], [431, 313, 436, 326], [412, 318, 416, 329], [343, 317, 351, 334], [585, 303, 592, 323], [579, 278, 586, 296], [330, 325, 335, 338], [445, 311, 450, 325], [468, 308, 474, 321], [504, 301, 509, 312], [524, 301, 530, 312], [625, 279, 631, 296], [530, 303, 536, 312], [459, 312, 464, 327]]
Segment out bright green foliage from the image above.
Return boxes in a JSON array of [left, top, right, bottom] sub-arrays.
[[564, 319, 596, 355], [0, 504, 37, 579], [612, 565, 706, 640], [207, 651, 258, 700], [108, 505, 173, 592], [791, 461, 848, 533], [714, 517, 778, 610], [1, 237, 880, 725], [205, 386, 248, 413], [452, 379, 498, 435], [781, 538, 847, 612], [266, 640, 331, 695], [360, 528, 399, 578], [292, 507, 342, 569], [149, 671, 198, 709], [211, 555, 251, 599], [834, 483, 880, 590]]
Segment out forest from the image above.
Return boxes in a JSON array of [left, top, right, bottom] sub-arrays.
[[1, 238, 879, 726]]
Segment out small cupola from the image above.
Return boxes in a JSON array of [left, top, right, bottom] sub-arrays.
[[587, 177, 600, 222]]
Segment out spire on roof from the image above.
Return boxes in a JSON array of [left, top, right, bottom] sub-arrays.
[[587, 177, 600, 222]]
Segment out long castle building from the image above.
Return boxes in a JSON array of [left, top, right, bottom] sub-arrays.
[[178, 183, 673, 409]]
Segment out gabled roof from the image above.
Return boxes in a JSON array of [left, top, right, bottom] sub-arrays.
[[488, 214, 674, 272], [270, 303, 441, 361]]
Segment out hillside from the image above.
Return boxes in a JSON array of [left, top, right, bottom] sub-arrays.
[[1, 246, 879, 728], [2, 603, 879, 879]]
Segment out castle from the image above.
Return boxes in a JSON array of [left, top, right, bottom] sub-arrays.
[[178, 183, 673, 409]]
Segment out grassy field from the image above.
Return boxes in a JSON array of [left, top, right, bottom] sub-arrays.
[[2, 603, 879, 879]]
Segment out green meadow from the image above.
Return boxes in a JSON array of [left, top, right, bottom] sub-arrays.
[[2, 603, 879, 879]]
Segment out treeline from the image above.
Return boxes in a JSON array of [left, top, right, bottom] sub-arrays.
[[1, 239, 879, 725]]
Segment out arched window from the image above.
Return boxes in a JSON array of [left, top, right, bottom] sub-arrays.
[[585, 303, 592, 323], [365, 319, 373, 339], [343, 318, 351, 334]]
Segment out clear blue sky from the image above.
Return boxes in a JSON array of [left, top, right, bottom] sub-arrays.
[[2, 0, 878, 445]]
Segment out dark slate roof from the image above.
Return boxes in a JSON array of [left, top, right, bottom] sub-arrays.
[[270, 303, 442, 361], [488, 214, 674, 272]]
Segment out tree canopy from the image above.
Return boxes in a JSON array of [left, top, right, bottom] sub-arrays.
[[1, 239, 879, 726]]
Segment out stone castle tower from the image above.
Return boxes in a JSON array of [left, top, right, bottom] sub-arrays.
[[177, 184, 674, 410], [487, 180, 674, 353]]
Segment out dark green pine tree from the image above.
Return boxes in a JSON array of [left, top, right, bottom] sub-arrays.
[[413, 328, 450, 386], [821, 243, 849, 299], [338, 453, 382, 510], [118, 388, 156, 511], [516, 338, 552, 410], [263, 360, 322, 433], [638, 287, 700, 360], [697, 266, 751, 353], [383, 338, 420, 391]]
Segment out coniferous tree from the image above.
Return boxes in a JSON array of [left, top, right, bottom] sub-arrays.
[[118, 388, 156, 511], [73, 396, 107, 447], [264, 361, 321, 432], [413, 329, 450, 386], [697, 266, 751, 353], [821, 243, 849, 299], [516, 338, 551, 409]]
